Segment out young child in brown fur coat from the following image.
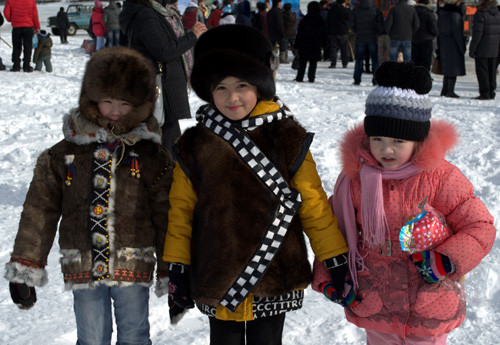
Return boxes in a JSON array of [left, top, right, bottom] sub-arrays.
[[4, 47, 174, 345], [162, 25, 349, 344]]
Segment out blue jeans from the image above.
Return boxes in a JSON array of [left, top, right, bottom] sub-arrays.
[[389, 40, 412, 62], [108, 30, 121, 47], [73, 284, 152, 345], [96, 36, 106, 51], [354, 42, 378, 84]]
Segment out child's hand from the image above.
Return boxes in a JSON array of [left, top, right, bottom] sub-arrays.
[[9, 282, 37, 309], [324, 254, 349, 298], [168, 264, 194, 308], [409, 251, 455, 284], [319, 280, 359, 307]]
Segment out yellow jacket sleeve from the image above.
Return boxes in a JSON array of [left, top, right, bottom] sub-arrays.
[[162, 163, 197, 265], [290, 151, 348, 261]]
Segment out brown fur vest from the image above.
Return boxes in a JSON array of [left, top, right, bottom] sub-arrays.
[[176, 117, 314, 307]]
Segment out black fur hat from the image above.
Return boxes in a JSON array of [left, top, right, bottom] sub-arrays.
[[364, 62, 433, 141], [79, 47, 157, 134], [190, 25, 277, 103]]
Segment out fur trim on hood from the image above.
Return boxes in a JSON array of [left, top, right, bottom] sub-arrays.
[[79, 47, 157, 135], [63, 108, 161, 145], [340, 120, 458, 179]]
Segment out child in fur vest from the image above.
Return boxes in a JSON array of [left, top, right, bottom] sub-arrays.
[[5, 47, 174, 345], [313, 62, 496, 344], [162, 25, 348, 344]]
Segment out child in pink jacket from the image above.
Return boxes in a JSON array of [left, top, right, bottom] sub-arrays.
[[314, 62, 496, 344]]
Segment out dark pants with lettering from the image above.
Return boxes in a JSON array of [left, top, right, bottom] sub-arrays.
[[209, 313, 286, 345]]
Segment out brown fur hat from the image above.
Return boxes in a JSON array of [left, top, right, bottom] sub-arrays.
[[79, 47, 156, 134], [190, 25, 277, 103]]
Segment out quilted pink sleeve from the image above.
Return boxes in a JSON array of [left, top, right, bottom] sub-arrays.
[[432, 164, 496, 277]]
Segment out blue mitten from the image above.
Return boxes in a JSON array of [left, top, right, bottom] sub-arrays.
[[409, 251, 455, 284]]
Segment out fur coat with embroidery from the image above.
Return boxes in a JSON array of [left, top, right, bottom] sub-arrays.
[[5, 109, 174, 292], [339, 120, 496, 338]]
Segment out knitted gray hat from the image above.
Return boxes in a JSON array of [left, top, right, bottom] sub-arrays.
[[364, 62, 432, 142]]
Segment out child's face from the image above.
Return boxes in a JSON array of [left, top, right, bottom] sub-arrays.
[[212, 76, 258, 121], [369, 136, 416, 170], [98, 98, 133, 125]]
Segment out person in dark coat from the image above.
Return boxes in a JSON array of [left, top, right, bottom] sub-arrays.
[[351, 0, 384, 85], [327, 0, 351, 68], [120, 0, 207, 152], [294, 1, 326, 82], [385, 0, 420, 63], [437, 0, 466, 98], [0, 12, 6, 70], [267, 0, 287, 63], [469, 0, 500, 99], [283, 3, 297, 62], [236, 0, 252, 26], [56, 7, 70, 44], [253, 1, 269, 37], [412, 0, 438, 71]]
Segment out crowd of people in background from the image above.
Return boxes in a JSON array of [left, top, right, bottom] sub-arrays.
[[1, 0, 499, 95]]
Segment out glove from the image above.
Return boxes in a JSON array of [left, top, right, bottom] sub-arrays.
[[168, 263, 194, 324], [409, 251, 455, 284], [319, 280, 359, 307], [324, 254, 348, 304], [9, 282, 37, 309]]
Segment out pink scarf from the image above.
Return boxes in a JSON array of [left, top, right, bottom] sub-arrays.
[[331, 162, 422, 287]]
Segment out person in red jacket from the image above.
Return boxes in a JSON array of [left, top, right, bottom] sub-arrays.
[[92, 0, 107, 51], [3, 0, 40, 72]]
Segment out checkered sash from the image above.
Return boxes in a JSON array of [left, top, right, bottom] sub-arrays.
[[196, 104, 302, 312]]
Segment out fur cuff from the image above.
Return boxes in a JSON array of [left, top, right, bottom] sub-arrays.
[[154, 276, 170, 298], [4, 261, 48, 287]]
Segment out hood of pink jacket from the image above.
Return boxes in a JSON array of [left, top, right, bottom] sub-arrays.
[[340, 120, 458, 180]]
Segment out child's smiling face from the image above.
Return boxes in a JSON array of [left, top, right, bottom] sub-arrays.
[[98, 98, 133, 125], [369, 136, 416, 170], [212, 76, 258, 121]]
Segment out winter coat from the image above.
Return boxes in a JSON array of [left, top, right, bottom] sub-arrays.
[[253, 10, 268, 37], [56, 9, 69, 30], [183, 2, 206, 29], [5, 110, 174, 291], [235, 0, 252, 26], [437, 4, 466, 77], [103, 1, 122, 31], [352, 0, 384, 43], [3, 0, 40, 30], [267, 6, 285, 44], [338, 121, 495, 338], [469, 0, 500, 58], [33, 34, 52, 63], [385, 0, 420, 41], [163, 100, 348, 321], [283, 7, 297, 38], [92, 6, 107, 37], [412, 3, 438, 44], [294, 11, 326, 61], [120, 0, 197, 122], [208, 8, 222, 28], [327, 2, 351, 36]]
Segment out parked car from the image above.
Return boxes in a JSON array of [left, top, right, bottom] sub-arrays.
[[47, 4, 93, 36]]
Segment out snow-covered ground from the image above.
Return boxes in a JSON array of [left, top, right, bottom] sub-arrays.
[[0, 3, 498, 344]]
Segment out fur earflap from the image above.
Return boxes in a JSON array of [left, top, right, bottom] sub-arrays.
[[190, 25, 276, 103], [79, 47, 156, 134]]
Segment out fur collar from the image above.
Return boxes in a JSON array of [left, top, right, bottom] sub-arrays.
[[63, 108, 162, 146], [340, 120, 458, 180]]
